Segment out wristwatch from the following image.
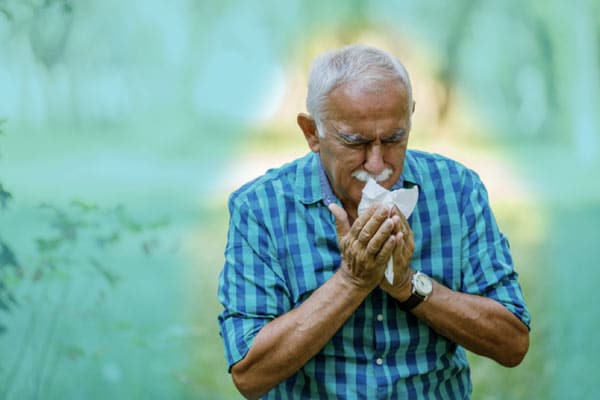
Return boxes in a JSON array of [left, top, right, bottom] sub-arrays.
[[397, 271, 433, 311]]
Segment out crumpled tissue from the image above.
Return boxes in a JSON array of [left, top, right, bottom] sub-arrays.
[[357, 178, 419, 284]]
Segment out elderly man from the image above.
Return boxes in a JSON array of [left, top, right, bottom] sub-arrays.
[[218, 44, 530, 399]]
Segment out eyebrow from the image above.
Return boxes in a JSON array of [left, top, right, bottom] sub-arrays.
[[337, 132, 370, 145], [336, 129, 407, 145], [382, 130, 407, 142]]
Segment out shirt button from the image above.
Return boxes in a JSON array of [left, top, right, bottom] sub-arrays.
[[376, 314, 383, 321], [376, 358, 383, 365]]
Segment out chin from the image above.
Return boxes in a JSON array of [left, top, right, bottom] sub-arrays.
[[347, 184, 365, 205]]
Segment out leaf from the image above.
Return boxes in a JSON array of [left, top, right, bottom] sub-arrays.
[[95, 231, 120, 248], [0, 297, 9, 312], [148, 216, 170, 229], [0, 241, 19, 268], [142, 238, 160, 255], [70, 199, 98, 212], [35, 237, 63, 253], [0, 184, 12, 209], [115, 206, 143, 232], [89, 258, 119, 287], [0, 288, 17, 311], [39, 204, 79, 241], [0, 10, 10, 21]]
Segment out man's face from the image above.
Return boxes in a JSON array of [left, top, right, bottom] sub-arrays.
[[300, 79, 413, 215]]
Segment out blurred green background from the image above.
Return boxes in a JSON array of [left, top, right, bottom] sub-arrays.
[[1, 0, 599, 399]]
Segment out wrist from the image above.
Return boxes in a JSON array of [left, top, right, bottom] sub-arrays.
[[335, 267, 375, 296], [397, 271, 434, 311], [389, 269, 414, 302]]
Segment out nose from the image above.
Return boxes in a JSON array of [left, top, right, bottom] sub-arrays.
[[364, 144, 385, 175]]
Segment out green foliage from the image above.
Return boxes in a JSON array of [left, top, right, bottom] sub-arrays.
[[0, 198, 170, 339], [0, 184, 11, 210], [0, 0, 73, 67], [0, 197, 173, 399], [29, 200, 170, 286], [0, 121, 8, 210], [0, 5, 11, 20], [0, 118, 16, 334], [29, 0, 73, 68]]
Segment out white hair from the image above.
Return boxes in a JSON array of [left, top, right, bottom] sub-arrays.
[[306, 44, 414, 137]]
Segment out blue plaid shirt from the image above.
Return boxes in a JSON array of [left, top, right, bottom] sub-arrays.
[[218, 150, 530, 399]]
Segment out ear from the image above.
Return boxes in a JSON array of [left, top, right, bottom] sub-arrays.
[[297, 113, 320, 152]]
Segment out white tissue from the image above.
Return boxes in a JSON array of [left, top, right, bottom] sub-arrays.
[[357, 178, 418, 284]]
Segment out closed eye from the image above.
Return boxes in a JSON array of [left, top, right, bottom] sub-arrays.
[[337, 133, 370, 146], [381, 130, 407, 144]]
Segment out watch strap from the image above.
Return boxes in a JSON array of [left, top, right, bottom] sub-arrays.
[[397, 292, 425, 311]]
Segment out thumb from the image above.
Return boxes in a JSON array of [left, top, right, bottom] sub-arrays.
[[328, 203, 350, 238]]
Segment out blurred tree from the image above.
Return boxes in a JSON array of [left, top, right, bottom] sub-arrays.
[[29, 0, 73, 68], [0, 127, 20, 335], [0, 119, 19, 335], [436, 0, 477, 122]]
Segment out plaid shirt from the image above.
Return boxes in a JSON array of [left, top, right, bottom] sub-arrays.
[[218, 150, 530, 399]]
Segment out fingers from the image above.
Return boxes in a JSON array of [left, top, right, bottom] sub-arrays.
[[383, 208, 414, 288], [374, 234, 396, 265], [389, 206, 410, 233], [357, 205, 391, 245], [364, 218, 395, 255], [335, 204, 398, 288], [347, 203, 380, 241], [392, 225, 414, 269], [346, 204, 401, 258], [328, 203, 350, 238], [388, 207, 413, 250]]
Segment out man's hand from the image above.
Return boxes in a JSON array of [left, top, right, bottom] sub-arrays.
[[329, 203, 397, 290], [379, 207, 415, 300]]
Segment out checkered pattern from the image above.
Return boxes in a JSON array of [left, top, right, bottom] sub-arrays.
[[218, 150, 530, 399]]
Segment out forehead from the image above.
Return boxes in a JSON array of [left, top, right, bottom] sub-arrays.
[[325, 79, 410, 121], [323, 79, 411, 135]]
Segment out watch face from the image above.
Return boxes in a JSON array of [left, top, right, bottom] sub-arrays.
[[414, 272, 433, 296]]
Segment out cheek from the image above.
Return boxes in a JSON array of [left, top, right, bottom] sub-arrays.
[[330, 161, 362, 194], [338, 150, 365, 169], [333, 155, 364, 181], [385, 146, 407, 166]]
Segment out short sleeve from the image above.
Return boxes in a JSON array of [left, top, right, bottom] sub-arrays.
[[459, 170, 531, 329], [217, 194, 292, 370]]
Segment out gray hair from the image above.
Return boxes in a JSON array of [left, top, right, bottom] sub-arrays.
[[306, 44, 413, 136]]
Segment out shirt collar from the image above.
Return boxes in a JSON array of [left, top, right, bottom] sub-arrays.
[[295, 152, 325, 205], [399, 150, 422, 188], [296, 151, 421, 205], [317, 156, 339, 206]]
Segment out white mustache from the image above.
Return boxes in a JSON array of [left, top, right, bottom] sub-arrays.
[[351, 168, 393, 182]]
